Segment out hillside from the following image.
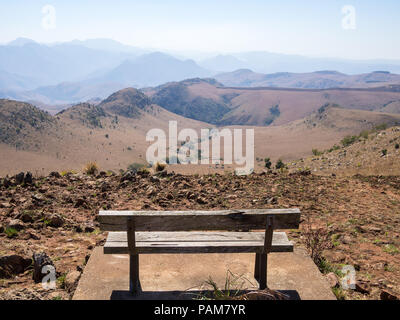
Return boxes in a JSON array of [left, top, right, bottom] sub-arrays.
[[215, 70, 400, 89], [288, 123, 400, 176], [147, 79, 400, 126], [0, 99, 60, 151], [0, 90, 209, 176]]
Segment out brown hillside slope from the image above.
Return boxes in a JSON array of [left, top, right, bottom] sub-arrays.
[[147, 79, 400, 126], [288, 124, 400, 176], [0, 91, 210, 176], [215, 69, 400, 89]]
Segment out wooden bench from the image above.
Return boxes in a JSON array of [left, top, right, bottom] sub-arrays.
[[98, 208, 301, 294]]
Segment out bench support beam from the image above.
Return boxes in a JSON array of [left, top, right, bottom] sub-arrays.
[[255, 216, 274, 290], [127, 218, 140, 294]]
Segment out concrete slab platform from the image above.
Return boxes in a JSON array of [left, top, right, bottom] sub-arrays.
[[73, 247, 336, 300]]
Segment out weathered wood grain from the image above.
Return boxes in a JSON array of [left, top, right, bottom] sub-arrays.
[[104, 231, 293, 254], [99, 209, 301, 231]]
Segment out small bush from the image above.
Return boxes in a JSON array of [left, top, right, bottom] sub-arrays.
[[155, 162, 166, 172], [381, 149, 388, 156], [312, 149, 322, 156], [5, 227, 18, 238], [328, 145, 340, 153], [341, 135, 358, 147], [264, 158, 272, 169], [84, 162, 99, 175], [127, 163, 145, 171], [383, 244, 399, 255], [60, 170, 77, 177], [395, 143, 399, 150], [275, 159, 285, 170], [359, 130, 369, 140], [302, 219, 331, 266], [374, 123, 387, 131]]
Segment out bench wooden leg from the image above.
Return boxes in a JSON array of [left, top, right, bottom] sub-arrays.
[[254, 253, 260, 281], [259, 253, 267, 290], [129, 254, 140, 294]]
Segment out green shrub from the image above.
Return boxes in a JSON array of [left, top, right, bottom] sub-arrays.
[[382, 149, 388, 156], [5, 227, 18, 238], [312, 149, 322, 156], [275, 159, 285, 170], [359, 130, 369, 140], [341, 135, 358, 147], [395, 143, 399, 150], [264, 158, 272, 169]]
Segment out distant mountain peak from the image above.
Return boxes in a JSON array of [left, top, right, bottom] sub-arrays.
[[7, 38, 37, 47], [99, 88, 151, 118]]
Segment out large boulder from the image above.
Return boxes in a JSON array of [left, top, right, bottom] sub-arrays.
[[47, 214, 64, 228], [0, 255, 32, 278], [15, 172, 25, 185], [24, 172, 33, 185]]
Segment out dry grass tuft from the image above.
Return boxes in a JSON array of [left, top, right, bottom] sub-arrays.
[[155, 162, 166, 172], [84, 162, 99, 175]]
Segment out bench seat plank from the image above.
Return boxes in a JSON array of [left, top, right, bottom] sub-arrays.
[[104, 231, 293, 254], [99, 209, 301, 231]]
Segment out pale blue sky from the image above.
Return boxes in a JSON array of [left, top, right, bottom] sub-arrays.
[[0, 0, 399, 59]]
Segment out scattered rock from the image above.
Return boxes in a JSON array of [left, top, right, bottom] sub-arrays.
[[32, 193, 45, 202], [380, 289, 399, 300], [83, 222, 95, 233], [20, 211, 34, 223], [99, 182, 110, 193], [49, 171, 61, 178], [15, 172, 25, 185], [75, 198, 88, 208], [0, 202, 12, 209], [342, 235, 353, 244], [0, 255, 32, 278], [27, 229, 41, 240], [32, 252, 54, 283], [266, 197, 277, 204], [64, 271, 81, 292], [7, 219, 25, 231], [24, 172, 33, 185], [120, 170, 136, 182], [2, 177, 11, 188], [47, 214, 64, 228], [326, 272, 339, 288], [196, 196, 207, 205], [354, 282, 370, 295]]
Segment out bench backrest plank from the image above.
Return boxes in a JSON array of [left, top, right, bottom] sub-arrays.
[[99, 209, 300, 232]]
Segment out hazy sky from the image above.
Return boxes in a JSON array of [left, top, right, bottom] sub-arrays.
[[0, 0, 399, 60]]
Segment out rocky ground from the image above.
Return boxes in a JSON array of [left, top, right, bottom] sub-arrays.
[[0, 169, 399, 300]]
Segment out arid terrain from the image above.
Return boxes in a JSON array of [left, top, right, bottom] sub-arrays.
[[1, 78, 400, 301], [0, 162, 399, 300]]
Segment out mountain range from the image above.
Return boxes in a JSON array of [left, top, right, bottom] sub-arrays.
[[2, 85, 400, 175], [2, 38, 400, 106]]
